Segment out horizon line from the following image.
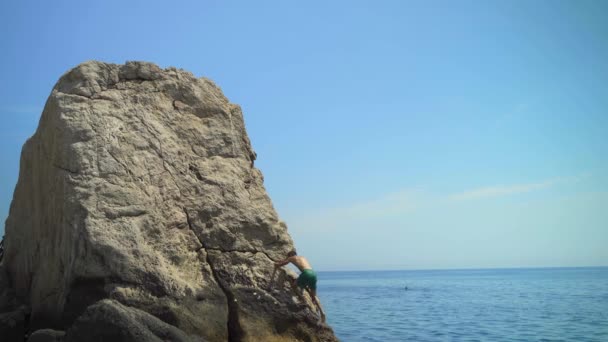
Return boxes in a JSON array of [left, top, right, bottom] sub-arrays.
[[316, 265, 608, 273]]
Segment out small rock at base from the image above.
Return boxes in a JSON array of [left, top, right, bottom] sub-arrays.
[[28, 329, 66, 342]]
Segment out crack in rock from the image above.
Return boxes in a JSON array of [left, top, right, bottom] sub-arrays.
[[183, 207, 244, 341], [53, 164, 79, 174]]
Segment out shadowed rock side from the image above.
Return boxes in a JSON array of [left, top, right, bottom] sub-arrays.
[[0, 61, 338, 341]]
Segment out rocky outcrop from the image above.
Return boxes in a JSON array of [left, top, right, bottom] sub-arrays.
[[1, 61, 337, 341]]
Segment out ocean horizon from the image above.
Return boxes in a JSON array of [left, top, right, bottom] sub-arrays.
[[318, 266, 608, 341], [317, 265, 608, 273]]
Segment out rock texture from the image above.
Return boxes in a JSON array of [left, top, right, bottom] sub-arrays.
[[1, 61, 337, 341], [64, 299, 195, 342], [0, 265, 28, 341], [27, 329, 65, 342]]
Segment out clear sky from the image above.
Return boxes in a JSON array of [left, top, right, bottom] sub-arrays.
[[1, 1, 607, 271]]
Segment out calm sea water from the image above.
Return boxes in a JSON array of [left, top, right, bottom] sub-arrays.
[[318, 267, 608, 342]]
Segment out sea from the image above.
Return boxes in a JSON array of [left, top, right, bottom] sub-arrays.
[[318, 267, 608, 342]]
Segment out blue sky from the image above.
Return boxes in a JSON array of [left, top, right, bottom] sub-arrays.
[[1, 1, 607, 270]]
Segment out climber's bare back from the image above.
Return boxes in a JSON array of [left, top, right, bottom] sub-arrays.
[[287, 255, 312, 272]]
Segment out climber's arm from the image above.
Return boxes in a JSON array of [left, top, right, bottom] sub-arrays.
[[274, 257, 293, 268]]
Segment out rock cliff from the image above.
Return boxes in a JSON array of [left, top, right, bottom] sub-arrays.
[[0, 61, 337, 341]]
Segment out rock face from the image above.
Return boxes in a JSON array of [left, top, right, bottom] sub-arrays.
[[1, 61, 337, 341]]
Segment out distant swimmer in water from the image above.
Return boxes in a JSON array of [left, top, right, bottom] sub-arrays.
[[274, 249, 326, 322]]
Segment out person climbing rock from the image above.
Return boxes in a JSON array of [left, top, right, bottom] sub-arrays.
[[274, 249, 326, 322]]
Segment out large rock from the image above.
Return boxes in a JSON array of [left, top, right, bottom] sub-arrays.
[[2, 61, 337, 341]]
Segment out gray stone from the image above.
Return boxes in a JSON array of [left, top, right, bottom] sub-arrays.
[[0, 265, 19, 313], [3, 61, 337, 341], [64, 299, 197, 342], [27, 329, 65, 342], [0, 265, 28, 342]]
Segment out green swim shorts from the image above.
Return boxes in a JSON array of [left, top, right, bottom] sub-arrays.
[[297, 269, 317, 291]]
